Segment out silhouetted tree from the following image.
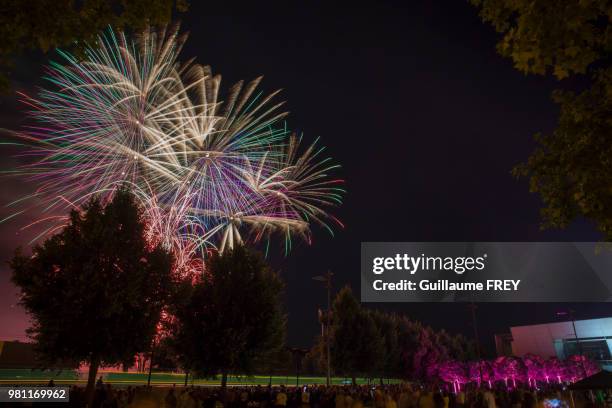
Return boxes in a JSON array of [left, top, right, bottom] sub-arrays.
[[0, 0, 189, 90], [371, 311, 402, 382], [301, 345, 324, 376], [471, 0, 612, 240], [10, 189, 173, 406], [451, 333, 478, 362], [330, 286, 384, 384], [152, 336, 180, 372], [396, 317, 423, 379], [173, 245, 286, 387]]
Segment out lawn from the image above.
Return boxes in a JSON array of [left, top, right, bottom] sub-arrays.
[[0, 369, 400, 386]]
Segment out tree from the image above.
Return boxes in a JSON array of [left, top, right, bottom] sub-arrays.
[[523, 353, 545, 385], [396, 317, 423, 379], [503, 356, 527, 388], [173, 245, 286, 387], [434, 330, 454, 362], [0, 0, 189, 90], [471, 0, 612, 240], [566, 354, 600, 379], [301, 344, 325, 376], [371, 311, 402, 382], [254, 348, 293, 380], [330, 286, 384, 383], [437, 360, 468, 389], [439, 332, 477, 362], [10, 189, 174, 406], [412, 326, 446, 381], [151, 336, 180, 372], [468, 360, 494, 387]]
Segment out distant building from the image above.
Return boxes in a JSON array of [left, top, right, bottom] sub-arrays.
[[495, 317, 612, 370], [0, 340, 76, 369], [0, 340, 38, 368], [0, 340, 147, 373]]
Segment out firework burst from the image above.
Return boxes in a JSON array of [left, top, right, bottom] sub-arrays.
[[5, 25, 344, 270]]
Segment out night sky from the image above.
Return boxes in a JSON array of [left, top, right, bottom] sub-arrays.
[[0, 0, 609, 356]]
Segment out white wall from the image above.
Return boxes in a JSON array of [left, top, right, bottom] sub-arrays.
[[510, 317, 612, 358]]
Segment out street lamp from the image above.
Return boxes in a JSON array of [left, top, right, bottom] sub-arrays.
[[313, 271, 333, 387]]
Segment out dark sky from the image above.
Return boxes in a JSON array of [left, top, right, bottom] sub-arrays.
[[0, 0, 609, 356]]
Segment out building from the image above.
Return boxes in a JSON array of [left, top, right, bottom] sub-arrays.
[[495, 317, 612, 370], [0, 340, 76, 369]]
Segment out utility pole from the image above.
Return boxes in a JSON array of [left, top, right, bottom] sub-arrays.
[[468, 302, 483, 386], [289, 348, 308, 386], [313, 271, 333, 386]]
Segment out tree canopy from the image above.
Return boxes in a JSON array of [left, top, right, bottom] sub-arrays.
[[0, 0, 189, 90], [330, 286, 384, 383], [471, 0, 612, 240], [173, 245, 286, 387], [321, 286, 476, 382], [10, 189, 174, 404]]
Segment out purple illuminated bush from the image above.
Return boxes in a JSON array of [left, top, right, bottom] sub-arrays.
[[428, 354, 599, 389]]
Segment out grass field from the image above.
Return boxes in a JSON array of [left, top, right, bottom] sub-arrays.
[[0, 369, 400, 387]]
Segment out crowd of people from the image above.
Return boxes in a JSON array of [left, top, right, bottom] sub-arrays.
[[63, 379, 609, 408]]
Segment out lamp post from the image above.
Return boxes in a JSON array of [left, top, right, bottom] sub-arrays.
[[313, 271, 333, 387], [147, 350, 154, 387], [289, 347, 308, 386]]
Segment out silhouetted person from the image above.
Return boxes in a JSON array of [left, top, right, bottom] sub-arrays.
[[523, 392, 535, 408], [166, 388, 178, 408], [434, 392, 445, 408], [68, 385, 82, 408]]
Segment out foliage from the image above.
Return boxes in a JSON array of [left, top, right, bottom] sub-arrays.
[[322, 288, 475, 382], [438, 360, 468, 385], [312, 286, 598, 386], [566, 354, 600, 378], [329, 286, 384, 382], [468, 360, 495, 384], [513, 71, 612, 239], [395, 317, 423, 378], [10, 189, 174, 403], [172, 246, 286, 386], [544, 357, 565, 382], [370, 311, 402, 380], [413, 326, 445, 381], [151, 336, 180, 372], [0, 0, 188, 90], [301, 342, 326, 376], [449, 333, 478, 361], [523, 353, 545, 381], [471, 0, 612, 240], [254, 349, 293, 377], [430, 354, 600, 387], [470, 0, 610, 79], [410, 326, 476, 381]]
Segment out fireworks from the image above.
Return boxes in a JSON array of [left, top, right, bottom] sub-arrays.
[[7, 25, 344, 273]]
